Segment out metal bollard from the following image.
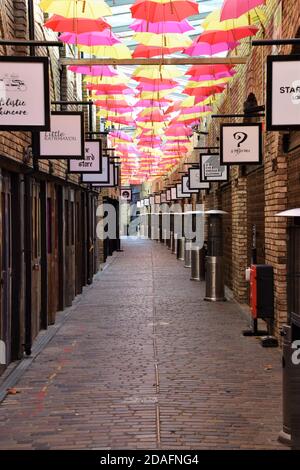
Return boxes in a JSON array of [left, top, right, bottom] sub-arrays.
[[184, 239, 192, 268], [168, 230, 173, 250], [278, 325, 292, 446], [177, 237, 185, 261], [172, 234, 178, 255], [190, 246, 201, 281], [204, 256, 226, 301]]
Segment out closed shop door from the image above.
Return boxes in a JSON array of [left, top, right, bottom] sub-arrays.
[[0, 171, 12, 372]]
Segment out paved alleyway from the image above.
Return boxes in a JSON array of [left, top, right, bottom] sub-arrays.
[[0, 239, 283, 450]]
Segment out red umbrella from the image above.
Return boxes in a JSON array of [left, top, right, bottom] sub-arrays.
[[131, 0, 199, 23], [220, 0, 266, 21], [44, 14, 110, 33], [198, 26, 259, 45], [133, 44, 184, 58], [184, 85, 226, 96]]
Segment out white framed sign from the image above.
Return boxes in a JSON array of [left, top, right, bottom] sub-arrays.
[[166, 189, 171, 201], [182, 175, 198, 194], [120, 188, 132, 201], [267, 55, 300, 130], [82, 156, 109, 183], [200, 153, 228, 182], [171, 187, 177, 200], [91, 163, 116, 187], [149, 196, 155, 205], [176, 183, 186, 199], [38, 111, 84, 159], [155, 195, 161, 204], [0, 56, 50, 131], [220, 123, 263, 165], [68, 139, 102, 173], [188, 168, 210, 190], [160, 192, 167, 203], [144, 198, 150, 207]]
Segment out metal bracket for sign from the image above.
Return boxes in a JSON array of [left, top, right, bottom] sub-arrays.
[[52, 101, 94, 106], [0, 39, 63, 47], [194, 146, 220, 150], [211, 113, 265, 118], [252, 38, 300, 46]]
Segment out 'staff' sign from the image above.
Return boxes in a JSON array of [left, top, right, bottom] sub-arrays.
[[267, 55, 300, 130], [220, 123, 263, 165], [200, 153, 228, 182], [38, 112, 84, 159], [68, 140, 102, 173], [0, 56, 50, 131]]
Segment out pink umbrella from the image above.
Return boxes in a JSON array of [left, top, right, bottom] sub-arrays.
[[130, 18, 194, 34], [68, 65, 118, 76], [165, 126, 193, 136], [184, 40, 239, 56], [136, 82, 177, 91], [134, 99, 171, 107], [110, 131, 133, 142], [220, 0, 266, 21], [59, 30, 121, 46]]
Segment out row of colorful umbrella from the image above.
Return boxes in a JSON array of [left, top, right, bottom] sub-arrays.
[[40, 0, 267, 186]]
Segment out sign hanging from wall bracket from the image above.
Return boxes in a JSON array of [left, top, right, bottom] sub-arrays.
[[188, 168, 210, 190], [220, 123, 263, 165], [38, 111, 84, 159], [0, 56, 50, 131], [68, 139, 102, 173], [200, 153, 228, 182], [120, 188, 132, 202], [182, 175, 198, 194], [267, 54, 300, 131], [82, 156, 110, 184]]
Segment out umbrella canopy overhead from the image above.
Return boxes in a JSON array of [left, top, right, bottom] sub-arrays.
[[44, 14, 110, 33], [220, 0, 266, 21], [131, 0, 199, 23], [40, 0, 112, 18]]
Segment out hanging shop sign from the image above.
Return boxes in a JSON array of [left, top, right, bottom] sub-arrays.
[[160, 192, 167, 203], [155, 195, 161, 204], [171, 187, 177, 201], [91, 163, 116, 188], [267, 55, 300, 131], [120, 188, 132, 201], [166, 189, 171, 202], [68, 139, 102, 173], [149, 196, 155, 205], [220, 123, 263, 165], [176, 183, 187, 199], [144, 198, 150, 207], [200, 153, 228, 182], [0, 56, 50, 131], [182, 175, 198, 194], [38, 111, 84, 159], [188, 168, 210, 190], [82, 156, 109, 184]]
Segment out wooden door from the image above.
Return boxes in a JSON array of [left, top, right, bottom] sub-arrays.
[[31, 181, 41, 340], [47, 183, 59, 324], [0, 171, 12, 373], [75, 191, 83, 296], [65, 188, 75, 306]]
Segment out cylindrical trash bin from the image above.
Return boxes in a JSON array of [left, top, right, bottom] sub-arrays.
[[172, 234, 178, 255], [184, 239, 192, 268], [278, 325, 292, 446], [190, 246, 201, 281], [177, 237, 185, 261], [204, 256, 226, 301]]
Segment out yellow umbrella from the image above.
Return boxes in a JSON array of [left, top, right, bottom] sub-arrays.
[[202, 8, 266, 30], [137, 122, 166, 129], [177, 112, 211, 121], [39, 0, 112, 18], [186, 77, 232, 88], [78, 44, 132, 59], [133, 33, 192, 48], [133, 65, 182, 80]]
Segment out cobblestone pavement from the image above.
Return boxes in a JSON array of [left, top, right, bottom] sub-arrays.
[[0, 239, 284, 449]]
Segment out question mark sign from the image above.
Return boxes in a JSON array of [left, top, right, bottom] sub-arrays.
[[233, 132, 248, 148]]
